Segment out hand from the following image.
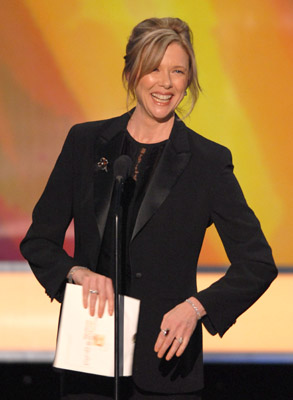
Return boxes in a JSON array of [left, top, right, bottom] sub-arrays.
[[154, 297, 205, 361], [71, 267, 114, 318]]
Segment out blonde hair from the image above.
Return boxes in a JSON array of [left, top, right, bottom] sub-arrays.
[[122, 17, 201, 118]]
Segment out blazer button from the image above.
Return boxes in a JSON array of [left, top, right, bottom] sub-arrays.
[[135, 272, 142, 279]]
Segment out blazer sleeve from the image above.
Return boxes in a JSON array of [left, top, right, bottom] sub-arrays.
[[196, 148, 278, 337], [20, 127, 80, 302]]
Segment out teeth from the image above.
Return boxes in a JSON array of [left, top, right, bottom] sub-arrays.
[[152, 93, 172, 100]]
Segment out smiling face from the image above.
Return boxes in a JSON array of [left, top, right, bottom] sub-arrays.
[[134, 42, 190, 123]]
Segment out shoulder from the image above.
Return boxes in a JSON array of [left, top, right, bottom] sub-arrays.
[[178, 120, 232, 168], [71, 117, 116, 133], [186, 125, 231, 158], [66, 111, 131, 144]]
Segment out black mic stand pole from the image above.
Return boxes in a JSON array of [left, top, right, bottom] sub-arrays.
[[114, 176, 124, 400], [113, 155, 132, 400]]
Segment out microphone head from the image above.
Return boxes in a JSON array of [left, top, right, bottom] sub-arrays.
[[113, 155, 133, 181]]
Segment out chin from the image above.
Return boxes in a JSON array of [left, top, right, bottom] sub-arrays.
[[155, 114, 174, 123], [150, 109, 175, 123]]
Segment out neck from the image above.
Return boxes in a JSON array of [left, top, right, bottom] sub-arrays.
[[127, 108, 174, 144]]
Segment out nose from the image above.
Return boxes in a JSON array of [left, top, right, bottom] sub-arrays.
[[159, 70, 172, 89]]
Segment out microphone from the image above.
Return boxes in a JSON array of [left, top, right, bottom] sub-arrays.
[[113, 155, 133, 182]]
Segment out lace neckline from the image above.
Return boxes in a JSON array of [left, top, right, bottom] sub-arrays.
[[125, 129, 168, 147]]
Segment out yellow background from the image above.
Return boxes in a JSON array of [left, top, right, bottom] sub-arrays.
[[0, 1, 292, 358]]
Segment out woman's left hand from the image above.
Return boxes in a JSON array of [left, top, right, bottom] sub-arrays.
[[154, 297, 205, 361]]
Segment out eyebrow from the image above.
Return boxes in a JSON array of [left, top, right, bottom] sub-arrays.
[[172, 65, 188, 70]]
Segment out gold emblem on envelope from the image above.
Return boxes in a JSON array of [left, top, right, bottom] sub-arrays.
[[93, 334, 105, 347]]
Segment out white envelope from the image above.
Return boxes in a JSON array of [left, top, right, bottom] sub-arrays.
[[53, 283, 140, 376]]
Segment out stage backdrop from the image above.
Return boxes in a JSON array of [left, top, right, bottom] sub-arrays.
[[0, 1, 292, 361]]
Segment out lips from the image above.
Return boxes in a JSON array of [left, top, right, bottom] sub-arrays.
[[151, 93, 173, 103]]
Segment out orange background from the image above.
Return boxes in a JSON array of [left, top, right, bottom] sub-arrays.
[[0, 1, 292, 358]]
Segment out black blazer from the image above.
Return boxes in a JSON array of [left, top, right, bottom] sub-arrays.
[[20, 111, 277, 393]]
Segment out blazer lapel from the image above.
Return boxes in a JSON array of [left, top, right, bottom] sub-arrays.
[[93, 113, 131, 238], [131, 118, 191, 241]]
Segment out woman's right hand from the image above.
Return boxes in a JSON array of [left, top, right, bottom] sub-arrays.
[[71, 267, 114, 318]]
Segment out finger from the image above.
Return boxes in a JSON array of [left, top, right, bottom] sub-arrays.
[[175, 322, 196, 357], [175, 336, 190, 358], [106, 278, 114, 316], [89, 288, 99, 317], [97, 288, 106, 318], [156, 331, 176, 359], [82, 276, 90, 309], [154, 329, 169, 352], [165, 337, 183, 361]]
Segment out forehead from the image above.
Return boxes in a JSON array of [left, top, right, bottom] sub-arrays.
[[160, 42, 189, 67]]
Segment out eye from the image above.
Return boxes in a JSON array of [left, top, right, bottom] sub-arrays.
[[174, 69, 184, 74]]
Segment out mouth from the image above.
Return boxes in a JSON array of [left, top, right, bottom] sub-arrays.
[[151, 93, 173, 103]]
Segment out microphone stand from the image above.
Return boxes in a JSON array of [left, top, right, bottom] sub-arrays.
[[112, 155, 132, 400], [114, 176, 124, 400]]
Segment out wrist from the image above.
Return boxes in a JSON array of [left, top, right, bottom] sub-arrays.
[[67, 266, 88, 283], [185, 297, 206, 320]]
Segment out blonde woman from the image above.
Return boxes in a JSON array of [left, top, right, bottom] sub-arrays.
[[21, 18, 277, 399]]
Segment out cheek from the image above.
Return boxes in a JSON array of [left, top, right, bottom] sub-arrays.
[[147, 75, 157, 84], [135, 78, 152, 97], [177, 84, 187, 97], [140, 76, 156, 89], [182, 77, 189, 90], [174, 76, 188, 93]]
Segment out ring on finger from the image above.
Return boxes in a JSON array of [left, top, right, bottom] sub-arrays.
[[175, 337, 183, 345], [89, 289, 99, 294], [161, 329, 169, 336]]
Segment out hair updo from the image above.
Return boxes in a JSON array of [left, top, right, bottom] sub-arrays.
[[122, 17, 201, 118]]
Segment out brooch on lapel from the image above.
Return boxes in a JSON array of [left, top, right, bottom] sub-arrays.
[[97, 157, 109, 172]]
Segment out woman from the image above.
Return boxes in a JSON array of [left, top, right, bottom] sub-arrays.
[[20, 17, 277, 399]]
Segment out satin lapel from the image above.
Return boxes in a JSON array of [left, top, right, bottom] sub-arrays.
[[93, 118, 129, 238], [131, 118, 191, 241]]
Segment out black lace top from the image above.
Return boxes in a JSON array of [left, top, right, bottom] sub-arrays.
[[97, 130, 167, 294]]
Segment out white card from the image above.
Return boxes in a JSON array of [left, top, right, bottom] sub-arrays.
[[53, 283, 140, 376]]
